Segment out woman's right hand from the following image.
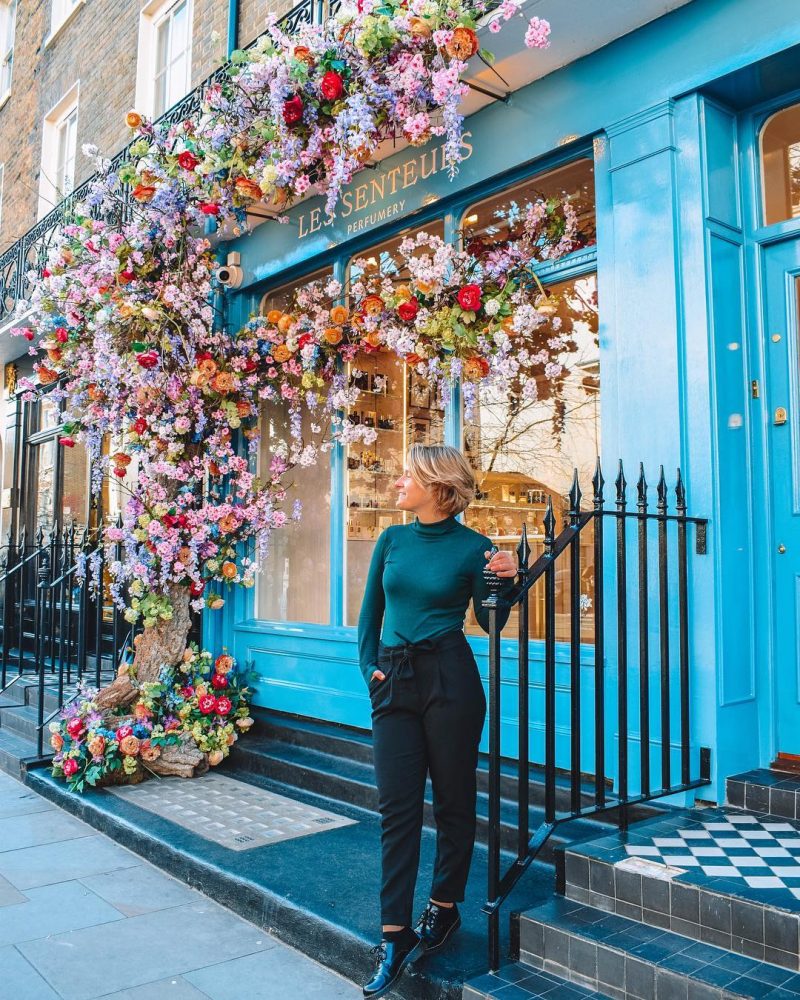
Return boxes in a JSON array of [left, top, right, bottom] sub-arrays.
[[371, 669, 386, 683]]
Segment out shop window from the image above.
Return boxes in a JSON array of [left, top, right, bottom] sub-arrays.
[[761, 102, 800, 226], [256, 270, 333, 625], [0, 0, 16, 100], [462, 272, 599, 644], [136, 0, 193, 120], [461, 158, 596, 258], [344, 223, 446, 625]]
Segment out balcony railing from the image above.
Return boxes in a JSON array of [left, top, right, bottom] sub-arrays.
[[0, 0, 331, 327]]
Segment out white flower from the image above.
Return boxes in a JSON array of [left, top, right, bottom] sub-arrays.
[[484, 298, 500, 316]]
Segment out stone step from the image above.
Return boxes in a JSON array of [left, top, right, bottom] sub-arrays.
[[463, 961, 611, 998], [21, 764, 553, 1000], [230, 735, 614, 861], [560, 805, 800, 972], [0, 727, 40, 778], [518, 896, 800, 999], [727, 770, 800, 822]]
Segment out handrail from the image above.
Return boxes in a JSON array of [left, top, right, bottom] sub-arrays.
[[481, 459, 711, 971]]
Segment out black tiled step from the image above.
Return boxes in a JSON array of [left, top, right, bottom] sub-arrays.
[[0, 727, 40, 777], [561, 807, 800, 971], [463, 961, 611, 998], [22, 765, 555, 1000], [728, 771, 800, 822], [230, 736, 613, 860], [518, 896, 800, 999], [0, 703, 43, 742]]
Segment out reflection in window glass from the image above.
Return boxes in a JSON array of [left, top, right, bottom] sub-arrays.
[[256, 270, 333, 625], [344, 223, 446, 626], [463, 273, 599, 644], [761, 103, 800, 225], [461, 158, 596, 258]]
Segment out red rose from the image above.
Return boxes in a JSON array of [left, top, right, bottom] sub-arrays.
[[397, 298, 419, 322], [176, 514, 188, 528], [211, 673, 229, 690], [115, 725, 133, 741], [283, 95, 304, 125], [59, 437, 76, 448], [113, 468, 125, 478], [320, 70, 344, 101], [457, 284, 482, 312], [119, 269, 135, 285], [136, 349, 159, 369], [133, 417, 147, 434], [215, 696, 232, 716], [178, 151, 199, 171], [297, 333, 314, 349], [199, 694, 217, 715], [66, 717, 84, 738], [42, 269, 51, 278], [189, 580, 206, 597], [242, 358, 258, 373], [195, 351, 213, 361], [55, 327, 69, 343], [22, 329, 35, 341], [62, 758, 79, 777], [199, 202, 220, 216], [162, 514, 177, 529], [180, 686, 195, 699]]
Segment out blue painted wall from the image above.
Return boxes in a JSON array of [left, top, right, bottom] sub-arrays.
[[205, 0, 800, 802]]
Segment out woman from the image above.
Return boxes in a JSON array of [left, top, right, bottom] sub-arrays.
[[358, 443, 517, 999]]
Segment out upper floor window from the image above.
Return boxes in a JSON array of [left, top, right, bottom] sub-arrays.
[[0, 0, 16, 99], [761, 102, 800, 226], [50, 0, 82, 38], [38, 83, 79, 218], [137, 0, 192, 120]]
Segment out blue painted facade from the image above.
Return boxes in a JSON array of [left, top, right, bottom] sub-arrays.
[[208, 0, 800, 802]]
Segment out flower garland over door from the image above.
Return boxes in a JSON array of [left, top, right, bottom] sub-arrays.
[[14, 0, 584, 789]]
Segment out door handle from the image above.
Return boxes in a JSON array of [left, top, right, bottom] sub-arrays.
[[774, 407, 787, 426], [778, 544, 786, 554]]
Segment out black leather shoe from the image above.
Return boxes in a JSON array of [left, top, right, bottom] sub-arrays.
[[362, 933, 422, 998], [414, 901, 461, 953]]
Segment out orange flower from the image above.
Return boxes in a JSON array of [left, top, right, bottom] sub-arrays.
[[272, 344, 292, 363], [415, 280, 435, 295], [323, 326, 343, 345], [362, 295, 384, 316], [125, 110, 143, 129], [209, 749, 225, 766], [119, 735, 141, 757], [221, 561, 238, 580], [47, 347, 62, 363], [266, 309, 283, 325], [133, 702, 152, 719], [501, 315, 515, 333], [88, 736, 106, 756], [463, 355, 490, 381], [112, 452, 132, 467], [198, 358, 218, 378], [365, 331, 382, 347], [394, 284, 412, 303], [234, 176, 263, 200], [132, 184, 157, 203], [50, 732, 64, 751], [446, 26, 479, 60], [38, 366, 58, 385], [218, 513, 238, 534], [408, 16, 431, 37], [236, 400, 252, 417], [140, 741, 162, 762], [190, 370, 209, 388], [277, 314, 294, 334], [405, 352, 425, 366], [211, 371, 235, 394], [329, 304, 349, 325], [293, 45, 315, 66], [215, 653, 234, 674], [178, 546, 192, 564], [87, 384, 104, 401]]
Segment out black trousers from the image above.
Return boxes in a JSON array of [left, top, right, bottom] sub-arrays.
[[369, 628, 487, 927]]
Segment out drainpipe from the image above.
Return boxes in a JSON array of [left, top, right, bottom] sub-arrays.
[[227, 0, 239, 57]]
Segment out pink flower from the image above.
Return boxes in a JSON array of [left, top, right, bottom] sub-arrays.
[[215, 696, 232, 715], [62, 758, 79, 777], [524, 15, 551, 49]]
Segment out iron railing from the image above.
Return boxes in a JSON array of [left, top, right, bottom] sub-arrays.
[[482, 459, 711, 971]]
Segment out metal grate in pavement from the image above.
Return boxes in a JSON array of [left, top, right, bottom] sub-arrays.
[[106, 772, 357, 851]]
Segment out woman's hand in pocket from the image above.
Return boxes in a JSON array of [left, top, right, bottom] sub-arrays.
[[371, 669, 386, 683]]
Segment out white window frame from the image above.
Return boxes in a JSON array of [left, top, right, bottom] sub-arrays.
[[0, 0, 17, 104], [48, 0, 85, 44], [135, 0, 193, 120], [38, 82, 80, 219]]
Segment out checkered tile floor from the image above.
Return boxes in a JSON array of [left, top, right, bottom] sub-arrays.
[[625, 812, 800, 902]]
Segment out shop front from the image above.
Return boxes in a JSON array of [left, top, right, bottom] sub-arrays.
[[201, 0, 800, 801]]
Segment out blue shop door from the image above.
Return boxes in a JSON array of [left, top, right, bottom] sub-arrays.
[[763, 240, 800, 756]]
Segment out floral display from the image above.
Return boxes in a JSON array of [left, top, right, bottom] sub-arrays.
[[50, 646, 254, 792]]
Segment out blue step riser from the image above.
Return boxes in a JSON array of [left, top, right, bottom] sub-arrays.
[[0, 707, 41, 743], [563, 852, 800, 972]]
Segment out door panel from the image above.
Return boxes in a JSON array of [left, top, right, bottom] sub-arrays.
[[763, 242, 800, 755]]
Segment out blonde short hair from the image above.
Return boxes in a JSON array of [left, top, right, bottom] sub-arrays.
[[407, 444, 476, 518]]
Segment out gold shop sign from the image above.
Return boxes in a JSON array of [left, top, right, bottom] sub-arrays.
[[297, 133, 474, 240]]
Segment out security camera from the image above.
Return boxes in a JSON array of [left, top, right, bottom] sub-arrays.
[[216, 252, 243, 289]]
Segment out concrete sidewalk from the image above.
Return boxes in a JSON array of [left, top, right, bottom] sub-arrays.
[[0, 770, 361, 1000]]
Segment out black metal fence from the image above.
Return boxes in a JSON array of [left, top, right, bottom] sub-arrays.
[[482, 459, 711, 971]]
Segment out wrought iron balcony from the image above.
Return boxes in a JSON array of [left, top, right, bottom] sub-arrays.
[[0, 0, 330, 328]]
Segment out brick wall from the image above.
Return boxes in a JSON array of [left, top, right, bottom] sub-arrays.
[[0, 0, 294, 259]]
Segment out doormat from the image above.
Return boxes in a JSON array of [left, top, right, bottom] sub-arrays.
[[106, 772, 357, 851]]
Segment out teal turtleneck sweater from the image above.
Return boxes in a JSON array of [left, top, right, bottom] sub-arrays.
[[357, 515, 514, 686]]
